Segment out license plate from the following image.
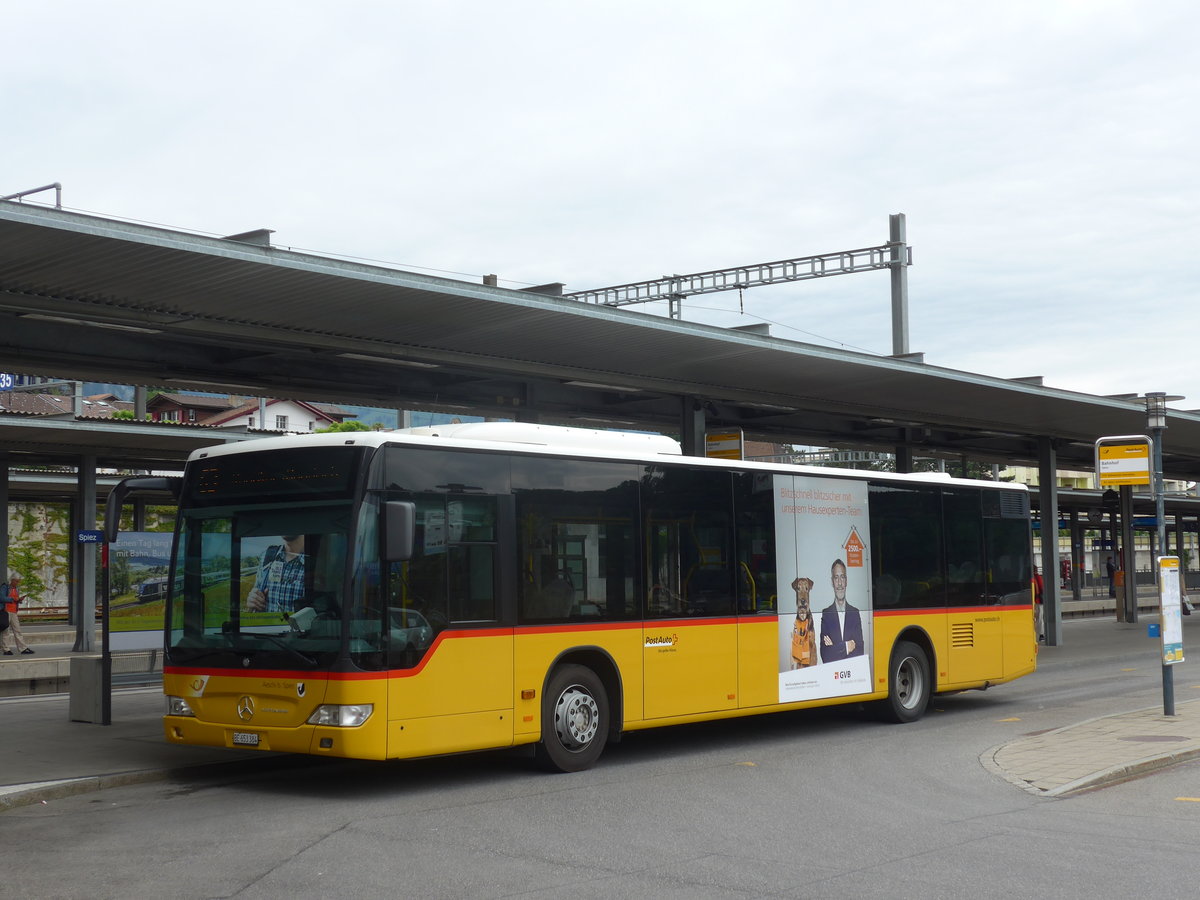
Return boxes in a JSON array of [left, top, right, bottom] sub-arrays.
[[232, 732, 260, 746]]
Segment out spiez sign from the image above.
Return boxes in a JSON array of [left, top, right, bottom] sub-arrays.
[[1095, 435, 1152, 487]]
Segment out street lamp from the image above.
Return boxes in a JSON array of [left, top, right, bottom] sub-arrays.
[[1144, 392, 1184, 564], [1146, 392, 1168, 430], [1147, 392, 1167, 568], [1144, 391, 1184, 716]]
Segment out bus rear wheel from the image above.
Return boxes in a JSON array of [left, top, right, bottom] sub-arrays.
[[535, 664, 608, 773], [880, 640, 930, 724]]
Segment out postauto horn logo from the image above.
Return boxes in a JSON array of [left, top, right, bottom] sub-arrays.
[[644, 633, 678, 648]]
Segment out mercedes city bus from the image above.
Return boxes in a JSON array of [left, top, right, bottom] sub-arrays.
[[107, 422, 1037, 772]]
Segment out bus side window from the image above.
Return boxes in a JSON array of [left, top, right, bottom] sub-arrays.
[[869, 483, 945, 609], [643, 466, 735, 618], [449, 543, 496, 622], [513, 457, 640, 624], [944, 489, 986, 607], [734, 472, 776, 614]]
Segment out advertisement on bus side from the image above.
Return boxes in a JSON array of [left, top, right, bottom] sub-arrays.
[[775, 474, 874, 703]]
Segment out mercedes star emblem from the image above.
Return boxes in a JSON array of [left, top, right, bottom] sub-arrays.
[[237, 695, 255, 722]]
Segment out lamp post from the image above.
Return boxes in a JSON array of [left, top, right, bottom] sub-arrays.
[[1145, 391, 1184, 716], [1144, 391, 1185, 567], [1146, 392, 1167, 568]]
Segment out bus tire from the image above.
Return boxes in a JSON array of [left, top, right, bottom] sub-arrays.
[[535, 664, 608, 773], [880, 640, 930, 724]]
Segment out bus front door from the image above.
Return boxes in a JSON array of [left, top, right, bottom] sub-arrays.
[[642, 618, 738, 719]]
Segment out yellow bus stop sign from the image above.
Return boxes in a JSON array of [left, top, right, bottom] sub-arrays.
[[1095, 436, 1152, 487], [705, 430, 744, 460]]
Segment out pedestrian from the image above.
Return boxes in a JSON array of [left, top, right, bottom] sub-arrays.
[[1106, 556, 1117, 599], [2, 571, 35, 655]]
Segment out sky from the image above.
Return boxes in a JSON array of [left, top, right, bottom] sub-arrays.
[[6, 1, 1200, 412]]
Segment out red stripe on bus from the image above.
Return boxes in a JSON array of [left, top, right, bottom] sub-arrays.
[[165, 665, 399, 683], [516, 617, 737, 635], [166, 609, 1028, 683], [873, 605, 1030, 617], [164, 666, 333, 681], [516, 621, 642, 636]]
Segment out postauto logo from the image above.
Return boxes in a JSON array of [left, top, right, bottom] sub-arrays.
[[644, 633, 678, 648]]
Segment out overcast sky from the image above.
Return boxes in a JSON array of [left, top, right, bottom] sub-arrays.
[[6, 1, 1199, 411]]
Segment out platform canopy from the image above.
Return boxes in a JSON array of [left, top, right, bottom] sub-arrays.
[[4, 200, 1200, 479]]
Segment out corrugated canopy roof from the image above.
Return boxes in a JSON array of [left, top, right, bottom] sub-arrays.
[[3, 200, 1200, 479]]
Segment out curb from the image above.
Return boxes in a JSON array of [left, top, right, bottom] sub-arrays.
[[1044, 745, 1200, 797], [981, 698, 1200, 798], [0, 753, 311, 814]]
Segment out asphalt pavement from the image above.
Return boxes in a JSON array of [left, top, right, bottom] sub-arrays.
[[4, 613, 1200, 812]]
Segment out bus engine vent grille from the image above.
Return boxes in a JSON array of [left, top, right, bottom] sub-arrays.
[[951, 622, 975, 648], [998, 492, 1029, 518]]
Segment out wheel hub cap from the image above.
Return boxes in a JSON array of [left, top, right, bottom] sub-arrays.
[[555, 687, 599, 749]]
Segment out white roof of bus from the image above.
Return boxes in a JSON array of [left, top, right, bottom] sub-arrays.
[[188, 423, 1027, 492], [396, 421, 684, 454]]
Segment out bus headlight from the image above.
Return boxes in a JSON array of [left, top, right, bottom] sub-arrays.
[[167, 696, 196, 717], [307, 704, 373, 727]]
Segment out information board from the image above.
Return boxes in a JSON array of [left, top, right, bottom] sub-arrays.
[[1158, 556, 1184, 665]]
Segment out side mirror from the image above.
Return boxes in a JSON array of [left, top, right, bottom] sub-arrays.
[[384, 501, 416, 561], [104, 476, 182, 543]]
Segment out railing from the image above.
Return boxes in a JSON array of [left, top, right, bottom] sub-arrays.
[[20, 606, 72, 622], [111, 649, 163, 686]]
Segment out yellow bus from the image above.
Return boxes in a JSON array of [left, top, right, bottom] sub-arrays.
[[108, 422, 1036, 772]]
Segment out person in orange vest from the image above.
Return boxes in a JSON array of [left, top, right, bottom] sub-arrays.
[[2, 572, 34, 655]]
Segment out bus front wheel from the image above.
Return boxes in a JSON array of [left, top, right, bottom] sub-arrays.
[[535, 664, 609, 772], [880, 640, 930, 724]]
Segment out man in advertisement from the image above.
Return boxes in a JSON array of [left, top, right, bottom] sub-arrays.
[[819, 558, 864, 663], [246, 535, 308, 613]]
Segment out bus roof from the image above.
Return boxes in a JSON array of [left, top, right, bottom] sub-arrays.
[[395, 422, 683, 455], [187, 424, 1028, 492]]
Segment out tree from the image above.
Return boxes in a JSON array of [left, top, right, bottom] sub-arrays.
[[316, 420, 371, 433]]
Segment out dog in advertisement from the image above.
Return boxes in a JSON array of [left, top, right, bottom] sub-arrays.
[[790, 576, 818, 669]]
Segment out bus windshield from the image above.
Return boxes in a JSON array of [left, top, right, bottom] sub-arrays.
[[167, 500, 354, 669]]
